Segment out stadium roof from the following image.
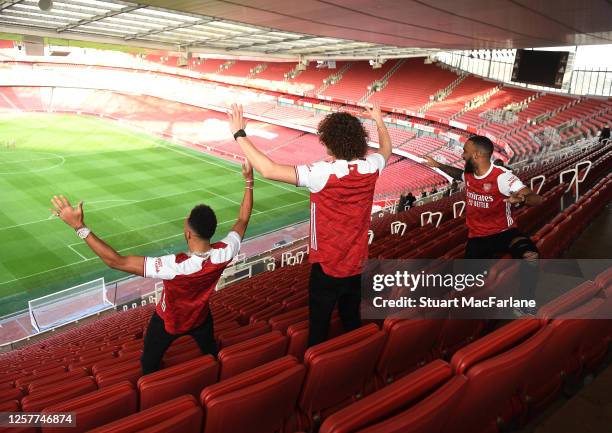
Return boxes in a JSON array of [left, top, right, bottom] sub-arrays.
[[0, 0, 611, 60]]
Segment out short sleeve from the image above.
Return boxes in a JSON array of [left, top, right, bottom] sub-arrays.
[[210, 231, 242, 264], [295, 162, 331, 193], [497, 171, 526, 196], [366, 153, 386, 174], [144, 254, 178, 280]]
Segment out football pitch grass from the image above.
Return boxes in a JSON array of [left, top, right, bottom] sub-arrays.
[[0, 113, 310, 317]]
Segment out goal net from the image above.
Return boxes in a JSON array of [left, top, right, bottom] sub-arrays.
[[28, 278, 114, 332]]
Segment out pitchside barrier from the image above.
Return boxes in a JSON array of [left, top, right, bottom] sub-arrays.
[[28, 278, 115, 332]]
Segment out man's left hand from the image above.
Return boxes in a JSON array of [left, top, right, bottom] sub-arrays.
[[228, 103, 247, 135], [50, 195, 84, 229]]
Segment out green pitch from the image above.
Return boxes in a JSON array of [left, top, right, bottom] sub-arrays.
[[0, 113, 310, 316]]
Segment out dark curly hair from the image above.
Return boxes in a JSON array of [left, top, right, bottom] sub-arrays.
[[187, 204, 217, 239], [317, 112, 369, 160]]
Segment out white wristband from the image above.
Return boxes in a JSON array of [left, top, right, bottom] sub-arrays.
[[76, 227, 91, 239]]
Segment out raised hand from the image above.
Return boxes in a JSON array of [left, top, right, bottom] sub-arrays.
[[421, 155, 441, 168], [227, 103, 247, 135], [242, 159, 253, 182], [50, 195, 84, 229], [364, 102, 383, 123]]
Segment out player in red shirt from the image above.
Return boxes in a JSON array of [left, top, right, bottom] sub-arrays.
[[50, 162, 253, 373], [423, 135, 542, 314], [228, 103, 391, 346]]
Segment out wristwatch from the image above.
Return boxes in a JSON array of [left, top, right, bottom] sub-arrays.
[[233, 129, 247, 141], [76, 226, 91, 239]]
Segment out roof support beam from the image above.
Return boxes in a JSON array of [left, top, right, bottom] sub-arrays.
[[124, 17, 215, 40], [225, 35, 318, 52], [180, 28, 271, 48], [0, 0, 24, 12], [56, 4, 146, 33]]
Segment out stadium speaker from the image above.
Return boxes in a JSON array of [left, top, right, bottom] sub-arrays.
[[23, 36, 44, 56], [38, 0, 53, 11]]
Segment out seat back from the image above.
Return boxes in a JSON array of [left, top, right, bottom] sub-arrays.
[[539, 281, 601, 322], [137, 354, 218, 410], [217, 322, 271, 349], [41, 381, 137, 433], [269, 307, 309, 334], [446, 319, 542, 433], [355, 376, 467, 433], [21, 376, 97, 412], [377, 315, 444, 385], [88, 395, 202, 433], [202, 357, 305, 433], [320, 360, 453, 433], [287, 315, 343, 362], [521, 298, 609, 413], [218, 331, 288, 380], [299, 325, 386, 420]]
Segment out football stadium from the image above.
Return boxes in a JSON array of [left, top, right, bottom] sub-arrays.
[[0, 1, 611, 432]]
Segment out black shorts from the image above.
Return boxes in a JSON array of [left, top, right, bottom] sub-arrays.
[[465, 228, 538, 259]]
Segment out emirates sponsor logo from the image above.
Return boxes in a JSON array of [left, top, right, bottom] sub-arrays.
[[466, 190, 494, 209]]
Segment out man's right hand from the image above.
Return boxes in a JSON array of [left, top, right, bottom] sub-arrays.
[[421, 155, 440, 168]]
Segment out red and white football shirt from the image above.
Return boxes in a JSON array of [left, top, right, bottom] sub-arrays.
[[463, 164, 526, 238], [144, 231, 241, 334], [295, 153, 385, 278]]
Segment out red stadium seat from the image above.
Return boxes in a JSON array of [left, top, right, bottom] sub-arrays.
[[287, 315, 343, 362], [0, 399, 20, 412], [41, 381, 137, 433], [349, 378, 466, 433], [202, 356, 305, 433], [268, 306, 309, 334], [23, 368, 87, 394], [446, 319, 541, 433], [218, 331, 288, 380], [137, 354, 218, 410], [320, 359, 454, 433], [88, 395, 202, 433], [95, 359, 142, 388], [0, 386, 23, 404], [519, 297, 611, 417], [217, 321, 271, 349], [376, 312, 445, 386], [297, 324, 386, 431], [21, 376, 97, 412], [249, 303, 285, 324]]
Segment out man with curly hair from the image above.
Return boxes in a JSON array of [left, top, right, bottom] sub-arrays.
[[228, 103, 391, 346]]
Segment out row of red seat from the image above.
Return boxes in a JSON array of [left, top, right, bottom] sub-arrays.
[[3, 260, 608, 433]]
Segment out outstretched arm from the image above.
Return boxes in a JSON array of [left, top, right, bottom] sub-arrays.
[[231, 161, 254, 238], [422, 156, 464, 180], [50, 195, 144, 276], [227, 104, 297, 185], [364, 103, 392, 162]]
